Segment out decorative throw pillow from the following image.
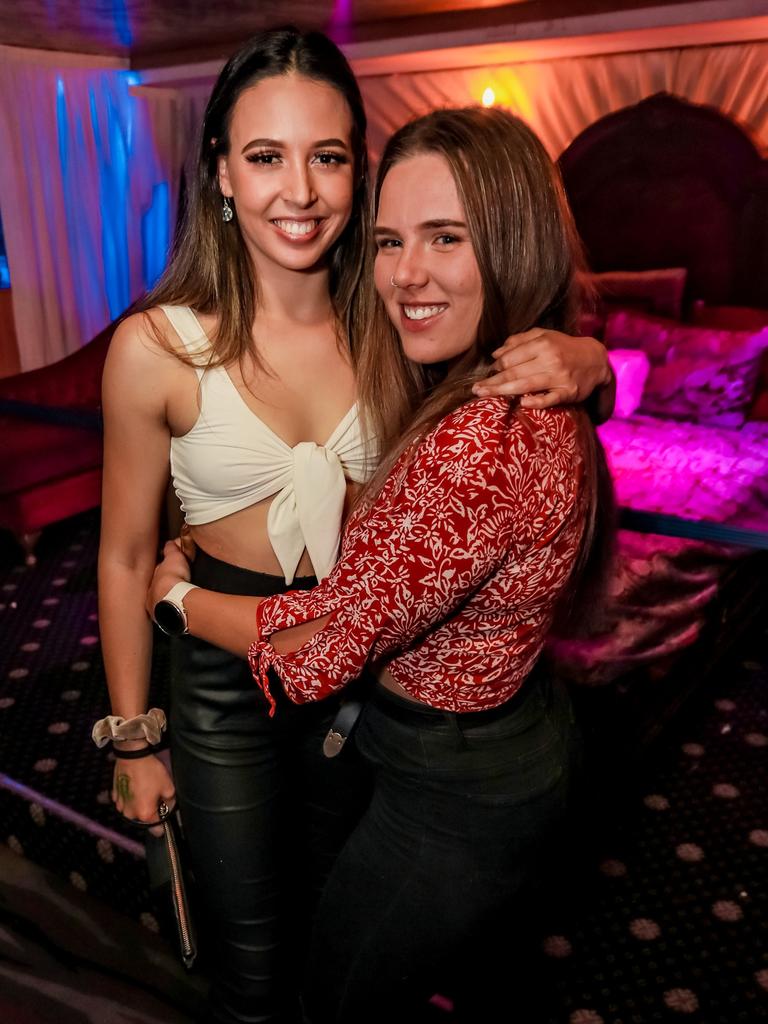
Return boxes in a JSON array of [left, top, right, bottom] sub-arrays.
[[607, 349, 650, 419], [587, 267, 688, 320], [605, 310, 768, 428], [603, 309, 680, 362], [691, 305, 768, 422]]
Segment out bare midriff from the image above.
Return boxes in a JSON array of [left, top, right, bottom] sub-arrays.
[[188, 479, 362, 579], [377, 666, 432, 707]]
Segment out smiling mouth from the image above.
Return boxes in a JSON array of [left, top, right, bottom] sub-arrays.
[[402, 304, 448, 321], [271, 218, 322, 237]]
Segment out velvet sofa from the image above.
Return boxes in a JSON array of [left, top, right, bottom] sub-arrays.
[[0, 323, 114, 561]]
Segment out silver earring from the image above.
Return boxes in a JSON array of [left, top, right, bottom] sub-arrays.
[[222, 196, 233, 223]]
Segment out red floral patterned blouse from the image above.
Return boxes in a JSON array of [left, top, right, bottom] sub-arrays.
[[248, 398, 587, 714]]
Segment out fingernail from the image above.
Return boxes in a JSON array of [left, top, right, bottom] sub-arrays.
[[473, 386, 487, 396]]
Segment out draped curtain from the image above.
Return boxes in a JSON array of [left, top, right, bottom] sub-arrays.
[[0, 46, 172, 370], [358, 40, 768, 163], [2, 37, 767, 370]]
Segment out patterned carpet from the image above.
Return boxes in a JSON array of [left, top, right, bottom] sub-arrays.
[[0, 511, 766, 1023], [0, 513, 170, 925], [526, 651, 768, 1024]]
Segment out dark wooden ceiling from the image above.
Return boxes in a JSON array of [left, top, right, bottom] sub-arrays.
[[0, 0, 520, 63], [0, 0, 704, 67]]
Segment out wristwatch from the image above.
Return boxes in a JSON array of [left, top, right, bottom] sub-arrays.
[[153, 581, 199, 637]]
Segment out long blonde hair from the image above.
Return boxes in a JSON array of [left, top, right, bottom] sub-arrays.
[[354, 107, 614, 627], [139, 27, 370, 372]]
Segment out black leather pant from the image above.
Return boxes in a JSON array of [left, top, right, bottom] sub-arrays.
[[169, 550, 370, 1024]]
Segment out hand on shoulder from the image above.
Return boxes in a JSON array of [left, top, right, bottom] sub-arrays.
[[471, 328, 612, 409]]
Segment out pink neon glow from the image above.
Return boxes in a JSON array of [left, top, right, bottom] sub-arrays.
[[597, 417, 768, 531], [608, 348, 650, 419], [328, 0, 355, 42]]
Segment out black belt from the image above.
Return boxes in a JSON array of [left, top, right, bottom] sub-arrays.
[[371, 680, 530, 728], [322, 670, 542, 754]]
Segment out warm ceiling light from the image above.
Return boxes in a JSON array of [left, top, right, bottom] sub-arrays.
[[481, 87, 495, 107]]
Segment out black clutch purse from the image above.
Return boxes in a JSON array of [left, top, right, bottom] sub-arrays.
[[145, 800, 198, 969]]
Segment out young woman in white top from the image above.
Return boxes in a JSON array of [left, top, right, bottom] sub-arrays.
[[97, 27, 614, 1024]]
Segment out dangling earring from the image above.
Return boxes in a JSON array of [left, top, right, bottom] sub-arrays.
[[222, 196, 233, 223]]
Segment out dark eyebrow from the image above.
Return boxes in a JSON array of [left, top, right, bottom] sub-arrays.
[[241, 136, 350, 154], [374, 219, 467, 235], [421, 219, 467, 229], [241, 138, 281, 153]]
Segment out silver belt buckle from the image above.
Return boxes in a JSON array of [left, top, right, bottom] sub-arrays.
[[322, 728, 346, 758]]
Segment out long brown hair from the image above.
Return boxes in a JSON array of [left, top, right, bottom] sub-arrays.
[[140, 26, 369, 371], [354, 107, 614, 627]]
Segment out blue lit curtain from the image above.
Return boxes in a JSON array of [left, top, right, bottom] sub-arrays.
[[0, 47, 172, 370]]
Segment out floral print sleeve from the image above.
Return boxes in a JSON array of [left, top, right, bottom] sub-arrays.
[[249, 399, 585, 714]]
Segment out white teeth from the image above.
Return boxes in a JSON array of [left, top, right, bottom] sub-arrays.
[[273, 219, 317, 236], [403, 305, 447, 320]]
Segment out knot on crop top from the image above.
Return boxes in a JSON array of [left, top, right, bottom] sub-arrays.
[[162, 305, 378, 585]]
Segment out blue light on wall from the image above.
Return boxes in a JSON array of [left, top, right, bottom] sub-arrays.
[[142, 182, 170, 289], [90, 83, 131, 318], [55, 77, 68, 174], [113, 0, 133, 47], [0, 216, 9, 289], [54, 68, 172, 327]]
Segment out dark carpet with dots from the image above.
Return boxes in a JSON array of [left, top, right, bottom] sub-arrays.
[[0, 511, 765, 1024]]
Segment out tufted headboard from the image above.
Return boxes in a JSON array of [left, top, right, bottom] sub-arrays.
[[559, 93, 768, 312]]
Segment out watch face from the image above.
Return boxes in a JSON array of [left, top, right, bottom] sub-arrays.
[[154, 600, 187, 637]]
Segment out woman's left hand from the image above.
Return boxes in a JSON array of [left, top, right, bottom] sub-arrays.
[[472, 328, 612, 408], [146, 540, 192, 618]]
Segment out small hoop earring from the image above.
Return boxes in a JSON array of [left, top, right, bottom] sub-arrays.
[[222, 196, 234, 223]]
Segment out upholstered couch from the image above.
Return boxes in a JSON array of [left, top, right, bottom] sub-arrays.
[[0, 323, 114, 561]]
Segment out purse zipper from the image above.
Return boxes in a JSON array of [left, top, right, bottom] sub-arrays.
[[160, 804, 195, 965]]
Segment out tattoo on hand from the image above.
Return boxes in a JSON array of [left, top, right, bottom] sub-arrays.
[[116, 774, 132, 802]]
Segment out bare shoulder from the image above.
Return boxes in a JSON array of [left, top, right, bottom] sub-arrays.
[[103, 309, 188, 419], [107, 307, 188, 369]]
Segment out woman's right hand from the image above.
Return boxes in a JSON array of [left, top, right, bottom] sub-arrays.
[[179, 522, 197, 562], [112, 753, 176, 837], [147, 540, 193, 617]]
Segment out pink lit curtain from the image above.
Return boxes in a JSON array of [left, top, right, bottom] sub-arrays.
[[0, 47, 171, 370], [136, 85, 211, 208], [358, 41, 768, 162]]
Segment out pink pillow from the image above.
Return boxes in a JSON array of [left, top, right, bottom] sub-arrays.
[[607, 349, 650, 419], [689, 305, 768, 421], [605, 310, 768, 427], [603, 309, 679, 362]]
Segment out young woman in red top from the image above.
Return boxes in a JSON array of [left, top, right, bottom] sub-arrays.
[[98, 27, 614, 1024], [149, 106, 613, 1021]]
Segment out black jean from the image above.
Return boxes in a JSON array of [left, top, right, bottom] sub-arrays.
[[303, 671, 579, 1024], [169, 550, 371, 1024]]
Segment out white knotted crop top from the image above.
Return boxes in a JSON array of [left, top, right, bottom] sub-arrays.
[[162, 305, 379, 585]]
